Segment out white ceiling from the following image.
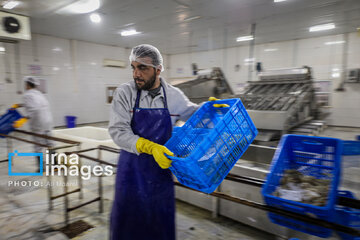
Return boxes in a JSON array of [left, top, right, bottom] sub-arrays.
[[4, 0, 360, 54]]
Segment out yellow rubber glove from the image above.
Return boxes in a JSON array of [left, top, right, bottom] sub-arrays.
[[12, 118, 28, 128], [11, 104, 20, 109], [208, 97, 230, 108], [136, 137, 174, 169]]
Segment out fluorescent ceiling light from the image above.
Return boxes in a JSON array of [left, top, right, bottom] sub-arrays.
[[90, 13, 101, 23], [309, 23, 335, 32], [274, 0, 287, 2], [120, 29, 141, 36], [237, 35, 254, 42], [264, 48, 278, 52], [325, 41, 345, 45], [3, 1, 20, 9], [0, 46, 5, 52], [62, 0, 100, 14], [183, 16, 201, 22], [52, 47, 62, 52]]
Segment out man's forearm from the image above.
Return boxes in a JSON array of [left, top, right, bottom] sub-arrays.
[[109, 127, 140, 154]]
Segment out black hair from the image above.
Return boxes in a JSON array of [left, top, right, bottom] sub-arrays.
[[26, 81, 36, 89]]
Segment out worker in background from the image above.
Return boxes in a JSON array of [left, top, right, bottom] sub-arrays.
[[12, 76, 53, 171], [108, 44, 199, 240], [256, 62, 263, 74]]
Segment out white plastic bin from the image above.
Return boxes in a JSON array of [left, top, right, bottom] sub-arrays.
[[52, 126, 119, 166]]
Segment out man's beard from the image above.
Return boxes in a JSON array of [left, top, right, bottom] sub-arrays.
[[134, 72, 156, 90]]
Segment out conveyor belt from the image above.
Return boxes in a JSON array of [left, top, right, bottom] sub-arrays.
[[175, 182, 360, 237], [240, 81, 311, 111], [226, 173, 360, 210], [237, 67, 319, 134]]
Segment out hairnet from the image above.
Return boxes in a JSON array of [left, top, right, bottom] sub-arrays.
[[24, 76, 40, 86], [129, 44, 164, 72]]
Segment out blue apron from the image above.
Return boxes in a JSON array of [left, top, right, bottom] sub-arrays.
[[110, 85, 175, 240]]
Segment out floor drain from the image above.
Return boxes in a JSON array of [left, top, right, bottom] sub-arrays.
[[58, 220, 94, 238]]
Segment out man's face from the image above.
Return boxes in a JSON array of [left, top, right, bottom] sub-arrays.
[[131, 61, 157, 90], [25, 82, 31, 90]]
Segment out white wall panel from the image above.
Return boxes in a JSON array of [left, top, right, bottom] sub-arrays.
[[0, 34, 133, 126], [0, 32, 359, 127]]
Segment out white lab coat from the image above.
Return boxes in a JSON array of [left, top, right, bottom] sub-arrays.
[[23, 89, 53, 152]]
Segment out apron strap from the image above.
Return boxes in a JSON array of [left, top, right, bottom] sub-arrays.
[[162, 83, 169, 109], [135, 89, 141, 108], [134, 82, 168, 109]]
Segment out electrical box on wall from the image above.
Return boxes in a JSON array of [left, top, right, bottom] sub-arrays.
[[106, 86, 117, 104], [0, 11, 31, 41], [103, 59, 127, 68], [347, 69, 360, 83]]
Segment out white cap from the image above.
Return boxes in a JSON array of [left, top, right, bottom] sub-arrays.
[[24, 76, 40, 86], [129, 44, 164, 72]]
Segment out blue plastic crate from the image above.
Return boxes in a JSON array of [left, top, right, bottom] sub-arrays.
[[262, 134, 343, 238], [172, 126, 181, 136], [165, 98, 257, 193], [0, 109, 23, 138], [335, 191, 360, 240], [343, 141, 360, 156]]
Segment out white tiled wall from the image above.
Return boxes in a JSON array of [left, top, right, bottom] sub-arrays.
[[0, 34, 136, 127], [1, 32, 359, 128], [168, 32, 360, 128]]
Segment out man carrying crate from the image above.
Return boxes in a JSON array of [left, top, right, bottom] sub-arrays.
[[108, 44, 200, 240], [109, 45, 229, 240], [12, 76, 53, 171]]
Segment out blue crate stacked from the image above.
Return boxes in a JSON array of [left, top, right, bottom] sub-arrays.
[[262, 134, 343, 238], [0, 109, 23, 138], [335, 191, 360, 240], [343, 140, 360, 156]]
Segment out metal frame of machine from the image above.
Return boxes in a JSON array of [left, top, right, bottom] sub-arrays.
[[238, 67, 317, 130], [173, 67, 234, 104], [236, 67, 320, 140], [174, 66, 322, 140]]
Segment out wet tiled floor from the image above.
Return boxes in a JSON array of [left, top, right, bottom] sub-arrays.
[[0, 128, 275, 240], [0, 165, 275, 240], [0, 124, 359, 240]]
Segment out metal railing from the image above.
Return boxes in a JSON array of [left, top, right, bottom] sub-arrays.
[[64, 145, 360, 237], [1, 133, 359, 237], [0, 129, 82, 210], [62, 145, 118, 225]]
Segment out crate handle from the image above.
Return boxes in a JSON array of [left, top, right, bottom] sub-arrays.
[[166, 155, 186, 161], [213, 103, 230, 106], [167, 155, 177, 161], [282, 203, 305, 213], [302, 140, 324, 146], [209, 99, 232, 107]]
